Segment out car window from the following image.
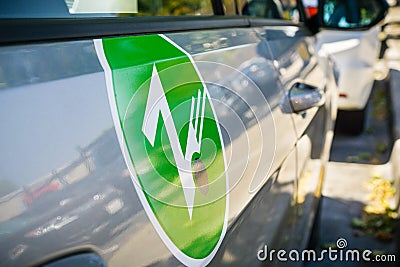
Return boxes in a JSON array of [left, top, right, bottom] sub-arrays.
[[223, 0, 239, 15], [322, 0, 384, 28], [0, 0, 306, 20], [240, 0, 300, 22], [0, 0, 213, 18]]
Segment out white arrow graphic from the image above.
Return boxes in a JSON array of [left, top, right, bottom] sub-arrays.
[[142, 64, 206, 220]]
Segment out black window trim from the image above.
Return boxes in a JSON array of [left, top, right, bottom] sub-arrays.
[[0, 16, 303, 45]]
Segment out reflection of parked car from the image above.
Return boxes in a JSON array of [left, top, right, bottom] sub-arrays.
[[22, 182, 60, 206], [0, 178, 135, 267], [0, 0, 387, 266]]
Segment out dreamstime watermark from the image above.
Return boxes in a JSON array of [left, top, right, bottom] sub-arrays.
[[257, 238, 396, 263]]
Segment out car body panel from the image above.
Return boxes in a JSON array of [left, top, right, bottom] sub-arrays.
[[0, 18, 335, 267], [257, 24, 336, 251]]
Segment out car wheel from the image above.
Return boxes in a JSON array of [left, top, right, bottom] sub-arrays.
[[335, 108, 366, 135]]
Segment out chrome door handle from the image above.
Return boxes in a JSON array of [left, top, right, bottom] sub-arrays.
[[288, 82, 325, 113]]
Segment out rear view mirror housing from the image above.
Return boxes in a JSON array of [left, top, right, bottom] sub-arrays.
[[317, 0, 389, 30]]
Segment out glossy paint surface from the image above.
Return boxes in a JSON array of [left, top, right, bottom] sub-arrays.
[[0, 24, 334, 266]]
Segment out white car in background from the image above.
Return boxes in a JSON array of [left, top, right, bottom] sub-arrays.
[[247, 0, 383, 134], [304, 0, 382, 134], [315, 26, 381, 134], [303, 0, 381, 134]]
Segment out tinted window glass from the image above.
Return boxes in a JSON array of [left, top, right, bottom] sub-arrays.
[[322, 0, 385, 28], [0, 0, 213, 18], [241, 0, 300, 21], [224, 0, 239, 15], [135, 0, 213, 16]]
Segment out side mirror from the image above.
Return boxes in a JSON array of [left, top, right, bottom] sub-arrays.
[[318, 0, 388, 30], [288, 82, 325, 113]]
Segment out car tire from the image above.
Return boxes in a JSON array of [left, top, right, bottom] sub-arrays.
[[335, 108, 366, 135]]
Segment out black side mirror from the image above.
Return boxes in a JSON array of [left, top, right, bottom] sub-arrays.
[[318, 0, 389, 30]]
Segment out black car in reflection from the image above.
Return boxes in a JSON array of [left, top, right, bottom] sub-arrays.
[[0, 130, 138, 267]]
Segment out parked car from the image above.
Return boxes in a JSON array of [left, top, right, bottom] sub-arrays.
[[316, 26, 381, 134], [310, 0, 385, 134], [0, 0, 387, 266], [247, 0, 385, 134]]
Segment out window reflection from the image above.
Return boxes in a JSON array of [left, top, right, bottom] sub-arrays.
[[0, 0, 213, 18], [241, 0, 299, 22], [323, 0, 384, 28], [67, 0, 138, 14], [135, 0, 213, 16]]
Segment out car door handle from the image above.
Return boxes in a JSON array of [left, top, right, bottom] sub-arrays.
[[288, 82, 325, 113]]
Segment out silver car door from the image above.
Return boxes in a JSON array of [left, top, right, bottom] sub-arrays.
[[166, 28, 300, 265], [258, 26, 337, 249], [0, 1, 306, 266], [0, 28, 302, 267]]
